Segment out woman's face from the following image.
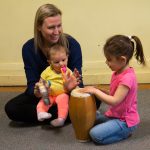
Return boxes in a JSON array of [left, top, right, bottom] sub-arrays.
[[39, 15, 63, 44]]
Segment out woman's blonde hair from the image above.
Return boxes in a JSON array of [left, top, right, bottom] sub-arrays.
[[34, 4, 68, 51]]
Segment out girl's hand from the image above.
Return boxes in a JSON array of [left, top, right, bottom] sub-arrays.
[[79, 86, 96, 94]]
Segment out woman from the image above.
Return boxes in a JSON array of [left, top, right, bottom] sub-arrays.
[[5, 4, 83, 123]]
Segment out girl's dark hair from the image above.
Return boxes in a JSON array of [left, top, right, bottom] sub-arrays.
[[103, 35, 146, 65]]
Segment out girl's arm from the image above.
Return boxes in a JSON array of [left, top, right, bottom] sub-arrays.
[[95, 86, 110, 95], [80, 85, 129, 106]]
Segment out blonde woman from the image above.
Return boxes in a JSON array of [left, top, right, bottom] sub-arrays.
[[5, 4, 83, 124]]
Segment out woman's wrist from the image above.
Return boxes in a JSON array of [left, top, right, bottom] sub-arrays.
[[34, 86, 41, 98]]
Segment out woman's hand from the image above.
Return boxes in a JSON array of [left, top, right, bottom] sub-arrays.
[[34, 82, 42, 98], [34, 79, 50, 98], [73, 68, 82, 83]]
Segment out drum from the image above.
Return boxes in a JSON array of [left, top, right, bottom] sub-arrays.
[[69, 88, 96, 142]]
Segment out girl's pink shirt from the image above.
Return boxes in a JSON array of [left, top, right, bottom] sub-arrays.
[[105, 67, 140, 127]]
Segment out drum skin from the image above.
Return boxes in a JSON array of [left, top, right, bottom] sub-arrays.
[[69, 88, 96, 142]]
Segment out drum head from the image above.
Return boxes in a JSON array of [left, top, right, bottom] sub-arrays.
[[71, 88, 90, 98]]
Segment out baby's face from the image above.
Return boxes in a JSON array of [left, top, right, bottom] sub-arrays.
[[48, 49, 68, 73]]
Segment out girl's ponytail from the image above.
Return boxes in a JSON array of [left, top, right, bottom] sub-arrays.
[[132, 36, 146, 65]]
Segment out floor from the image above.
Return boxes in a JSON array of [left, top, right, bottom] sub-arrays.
[[0, 84, 150, 92]]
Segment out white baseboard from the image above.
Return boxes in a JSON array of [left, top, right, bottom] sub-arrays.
[[0, 60, 150, 86], [83, 72, 150, 85], [0, 63, 26, 86], [82, 59, 150, 85]]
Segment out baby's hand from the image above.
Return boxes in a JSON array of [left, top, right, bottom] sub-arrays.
[[62, 71, 79, 92]]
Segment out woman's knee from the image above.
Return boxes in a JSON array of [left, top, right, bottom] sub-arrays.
[[5, 100, 15, 120]]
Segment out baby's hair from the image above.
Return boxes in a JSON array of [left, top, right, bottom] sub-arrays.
[[46, 44, 69, 60], [103, 35, 146, 65]]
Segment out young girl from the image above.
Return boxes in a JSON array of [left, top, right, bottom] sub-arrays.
[[36, 44, 78, 127], [80, 35, 146, 144]]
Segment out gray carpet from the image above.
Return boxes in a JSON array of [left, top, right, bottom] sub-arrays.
[[0, 90, 150, 150]]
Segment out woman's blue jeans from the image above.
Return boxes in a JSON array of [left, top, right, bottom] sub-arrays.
[[89, 112, 138, 145]]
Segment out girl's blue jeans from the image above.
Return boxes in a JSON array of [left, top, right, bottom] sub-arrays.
[[89, 112, 138, 145]]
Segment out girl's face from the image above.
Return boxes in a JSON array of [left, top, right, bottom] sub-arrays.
[[39, 15, 62, 44], [48, 49, 68, 73], [105, 55, 127, 73]]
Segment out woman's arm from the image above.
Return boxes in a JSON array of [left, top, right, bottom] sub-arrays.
[[22, 39, 41, 95], [67, 35, 83, 87]]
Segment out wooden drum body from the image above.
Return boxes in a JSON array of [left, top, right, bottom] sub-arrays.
[[69, 88, 96, 142]]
